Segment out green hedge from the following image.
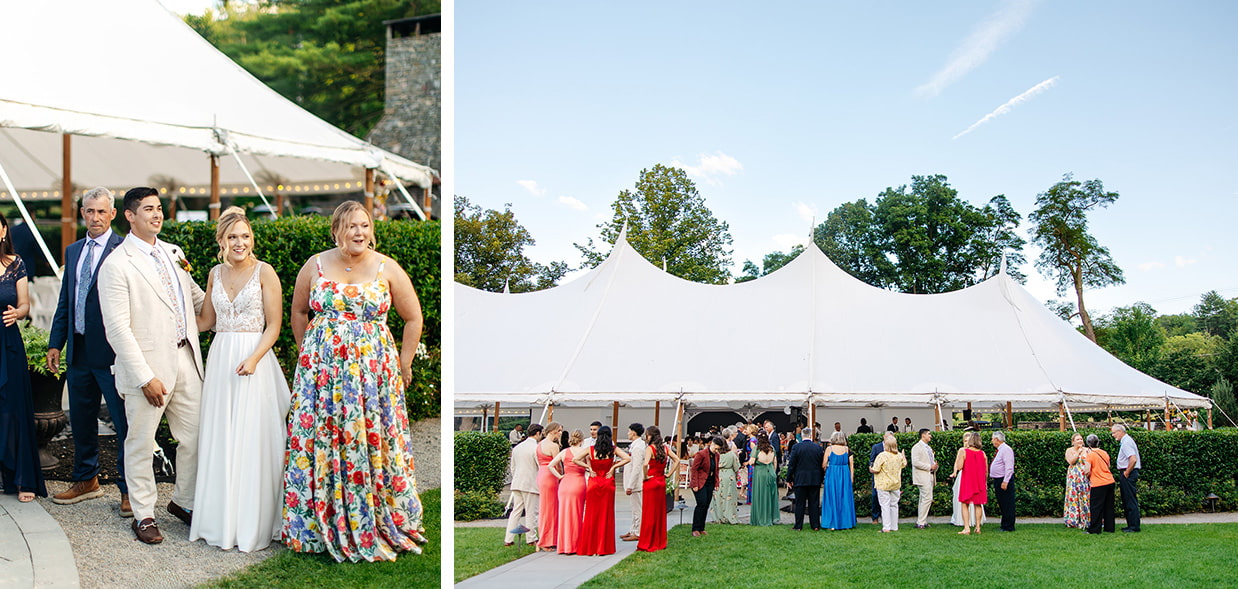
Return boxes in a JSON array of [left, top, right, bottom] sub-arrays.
[[454, 432, 511, 495], [159, 216, 441, 420], [455, 490, 506, 522], [845, 429, 1238, 518]]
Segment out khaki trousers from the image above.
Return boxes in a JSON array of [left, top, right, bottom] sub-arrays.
[[504, 490, 539, 544], [122, 346, 202, 521]]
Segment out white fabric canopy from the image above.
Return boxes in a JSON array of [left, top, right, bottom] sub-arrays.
[[0, 0, 434, 199], [456, 233, 1209, 411]]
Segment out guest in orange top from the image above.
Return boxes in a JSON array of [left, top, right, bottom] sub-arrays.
[[1080, 434, 1116, 534]]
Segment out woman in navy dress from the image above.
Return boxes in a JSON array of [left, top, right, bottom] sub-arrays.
[[0, 211, 45, 502]]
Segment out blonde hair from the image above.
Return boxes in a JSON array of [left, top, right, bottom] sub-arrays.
[[883, 437, 898, 453], [543, 421, 563, 437], [964, 431, 983, 450], [568, 429, 585, 446], [330, 200, 376, 250], [215, 206, 254, 265]]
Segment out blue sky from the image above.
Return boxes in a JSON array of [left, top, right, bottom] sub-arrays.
[[456, 0, 1238, 316]]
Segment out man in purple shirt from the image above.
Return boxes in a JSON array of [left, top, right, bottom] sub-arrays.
[[989, 431, 1016, 532]]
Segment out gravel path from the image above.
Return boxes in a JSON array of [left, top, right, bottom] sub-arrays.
[[41, 417, 442, 589]]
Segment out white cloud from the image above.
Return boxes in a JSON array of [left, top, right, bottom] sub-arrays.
[[670, 151, 743, 185], [771, 233, 808, 252], [792, 201, 818, 224], [953, 75, 1059, 139], [557, 196, 587, 211], [515, 179, 546, 196], [1137, 261, 1166, 272], [916, 0, 1038, 98], [1174, 256, 1197, 268]]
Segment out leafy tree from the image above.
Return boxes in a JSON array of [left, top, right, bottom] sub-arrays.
[[1029, 174, 1125, 342], [576, 164, 734, 284], [1094, 302, 1164, 372], [186, 0, 437, 137], [1212, 379, 1237, 428], [1045, 299, 1078, 322], [736, 245, 805, 283], [1156, 313, 1198, 339], [1150, 333, 1224, 394], [454, 196, 568, 293], [1193, 290, 1238, 339], [813, 175, 1025, 293]]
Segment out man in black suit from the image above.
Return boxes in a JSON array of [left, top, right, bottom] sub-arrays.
[[869, 435, 886, 524], [763, 419, 783, 469], [887, 417, 901, 434], [856, 418, 873, 434], [47, 187, 130, 516], [787, 428, 825, 531]]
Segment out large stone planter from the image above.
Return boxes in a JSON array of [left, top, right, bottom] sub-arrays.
[[30, 371, 67, 470]]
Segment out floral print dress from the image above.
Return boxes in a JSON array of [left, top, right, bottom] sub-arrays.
[[1063, 458, 1091, 529], [282, 256, 426, 562]]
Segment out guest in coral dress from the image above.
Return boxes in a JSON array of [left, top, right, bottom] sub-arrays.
[[576, 426, 631, 556], [951, 431, 989, 535], [550, 429, 588, 554], [638, 426, 680, 552], [535, 422, 564, 552]]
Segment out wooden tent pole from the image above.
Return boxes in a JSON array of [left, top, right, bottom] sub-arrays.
[[612, 401, 619, 430], [1059, 404, 1066, 432], [364, 168, 375, 216], [933, 403, 943, 432], [1208, 406, 1214, 430], [61, 134, 74, 253], [547, 403, 554, 422], [673, 400, 685, 502], [1005, 402, 1013, 429], [494, 402, 500, 432], [481, 406, 489, 433], [654, 401, 660, 426], [1164, 399, 1172, 430], [209, 155, 221, 220]]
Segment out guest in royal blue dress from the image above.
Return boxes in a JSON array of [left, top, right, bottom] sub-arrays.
[[820, 431, 856, 530], [0, 211, 46, 502]]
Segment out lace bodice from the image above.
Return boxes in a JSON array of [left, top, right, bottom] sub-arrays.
[[212, 264, 265, 333]]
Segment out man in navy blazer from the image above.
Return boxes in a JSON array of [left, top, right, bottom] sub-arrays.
[[787, 428, 825, 530], [47, 187, 130, 515]]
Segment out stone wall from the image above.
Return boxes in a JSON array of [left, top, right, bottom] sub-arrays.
[[367, 28, 441, 174]]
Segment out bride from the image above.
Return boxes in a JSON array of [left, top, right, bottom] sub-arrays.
[[189, 207, 290, 551]]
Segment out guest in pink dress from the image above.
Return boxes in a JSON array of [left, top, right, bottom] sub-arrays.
[[550, 429, 588, 554], [535, 422, 564, 552]]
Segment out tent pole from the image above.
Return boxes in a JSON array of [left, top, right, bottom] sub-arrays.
[[547, 403, 554, 422], [423, 186, 433, 218], [654, 401, 660, 427], [1208, 405, 1213, 430], [276, 192, 285, 216], [1005, 402, 1013, 429], [364, 168, 375, 216], [481, 406, 488, 433], [209, 155, 221, 220], [1059, 404, 1066, 432], [494, 401, 500, 432], [224, 145, 277, 218], [672, 399, 685, 502], [612, 401, 619, 430], [0, 158, 61, 278], [933, 402, 942, 432], [61, 133, 74, 254], [1164, 399, 1172, 431], [1062, 400, 1077, 432], [537, 400, 550, 425]]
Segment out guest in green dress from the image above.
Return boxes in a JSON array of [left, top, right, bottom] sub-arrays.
[[711, 427, 741, 524], [748, 431, 780, 526]]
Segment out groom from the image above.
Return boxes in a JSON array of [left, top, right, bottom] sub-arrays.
[[98, 187, 205, 544]]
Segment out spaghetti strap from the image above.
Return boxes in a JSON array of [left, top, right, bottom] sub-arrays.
[[314, 254, 323, 277], [376, 260, 385, 279]]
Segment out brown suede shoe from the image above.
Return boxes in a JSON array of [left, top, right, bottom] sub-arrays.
[[132, 518, 163, 544], [120, 494, 133, 518], [166, 501, 192, 526], [52, 477, 104, 505]]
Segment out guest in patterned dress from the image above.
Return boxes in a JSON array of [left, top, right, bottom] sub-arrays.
[[1063, 432, 1091, 529], [282, 201, 428, 562]]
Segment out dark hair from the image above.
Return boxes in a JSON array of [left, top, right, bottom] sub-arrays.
[[0, 210, 12, 261], [756, 431, 773, 454], [710, 436, 725, 450], [646, 426, 666, 462], [590, 421, 603, 428], [594, 426, 615, 459], [527, 423, 544, 438], [559, 430, 570, 448], [892, 416, 899, 422], [123, 187, 159, 213], [860, 418, 867, 425], [918, 428, 931, 437], [629, 422, 645, 437]]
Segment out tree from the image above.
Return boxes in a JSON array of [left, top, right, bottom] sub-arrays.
[[1150, 333, 1224, 394], [454, 196, 568, 293], [1045, 299, 1078, 322], [575, 164, 734, 284], [186, 0, 436, 137], [1156, 313, 1198, 338], [1193, 290, 1238, 339], [1094, 302, 1164, 372], [736, 245, 805, 283], [813, 175, 1025, 293], [1212, 379, 1237, 427], [1029, 174, 1125, 343]]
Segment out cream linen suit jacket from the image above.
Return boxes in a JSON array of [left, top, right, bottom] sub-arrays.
[[510, 437, 541, 494], [911, 440, 936, 486], [98, 237, 205, 392], [623, 438, 647, 492]]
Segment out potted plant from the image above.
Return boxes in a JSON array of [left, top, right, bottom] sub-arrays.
[[22, 321, 68, 469]]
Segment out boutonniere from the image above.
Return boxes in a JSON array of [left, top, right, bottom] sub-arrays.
[[175, 253, 193, 274]]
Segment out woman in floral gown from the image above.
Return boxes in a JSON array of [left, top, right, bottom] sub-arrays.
[[282, 201, 427, 562], [1063, 433, 1091, 529]]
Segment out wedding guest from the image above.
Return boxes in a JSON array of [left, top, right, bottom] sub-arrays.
[[509, 424, 525, 445], [583, 421, 602, 448], [550, 429, 588, 554], [833, 422, 842, 434], [990, 431, 1016, 532], [576, 426, 630, 556], [1080, 434, 1116, 534], [0, 210, 43, 503], [536, 422, 564, 552], [869, 434, 906, 532], [282, 200, 427, 562], [887, 417, 900, 434], [504, 423, 543, 546], [711, 429, 741, 525], [743, 423, 759, 504], [787, 428, 824, 531], [1063, 432, 1091, 529], [856, 418, 873, 434], [1111, 424, 1141, 532], [911, 428, 938, 529], [951, 432, 988, 535], [190, 207, 290, 552], [620, 423, 646, 542], [868, 436, 884, 524], [638, 426, 679, 552], [820, 431, 855, 530], [903, 417, 913, 432], [748, 431, 780, 526], [762, 420, 782, 472], [688, 436, 723, 537], [48, 187, 127, 513]]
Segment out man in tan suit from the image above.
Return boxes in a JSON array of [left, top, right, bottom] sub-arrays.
[[911, 428, 938, 529], [98, 187, 205, 544], [504, 423, 543, 546], [621, 423, 646, 541]]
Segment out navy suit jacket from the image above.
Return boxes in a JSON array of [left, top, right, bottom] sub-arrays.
[[48, 231, 124, 368], [787, 440, 825, 488]]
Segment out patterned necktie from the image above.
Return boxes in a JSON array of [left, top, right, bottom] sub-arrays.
[[75, 240, 96, 334], [150, 247, 187, 342]]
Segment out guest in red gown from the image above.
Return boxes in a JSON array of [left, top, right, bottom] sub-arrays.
[[551, 429, 589, 554], [951, 431, 989, 535], [535, 422, 564, 552], [576, 426, 631, 556], [638, 426, 681, 552]]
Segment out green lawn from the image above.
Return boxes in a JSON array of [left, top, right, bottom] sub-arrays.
[[454, 527, 537, 582], [584, 522, 1238, 588], [202, 489, 440, 589]]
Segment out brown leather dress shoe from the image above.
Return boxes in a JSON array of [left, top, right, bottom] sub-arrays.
[[166, 501, 192, 526], [132, 518, 163, 544], [52, 477, 104, 505], [120, 494, 133, 518]]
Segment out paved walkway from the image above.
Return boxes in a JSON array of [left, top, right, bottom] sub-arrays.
[[0, 493, 79, 589]]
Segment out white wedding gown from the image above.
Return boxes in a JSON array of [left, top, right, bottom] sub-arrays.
[[189, 265, 291, 552]]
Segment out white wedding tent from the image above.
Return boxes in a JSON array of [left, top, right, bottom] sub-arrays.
[[456, 232, 1209, 418]]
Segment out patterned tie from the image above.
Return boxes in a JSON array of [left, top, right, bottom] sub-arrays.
[[150, 247, 187, 343], [75, 240, 96, 334]]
